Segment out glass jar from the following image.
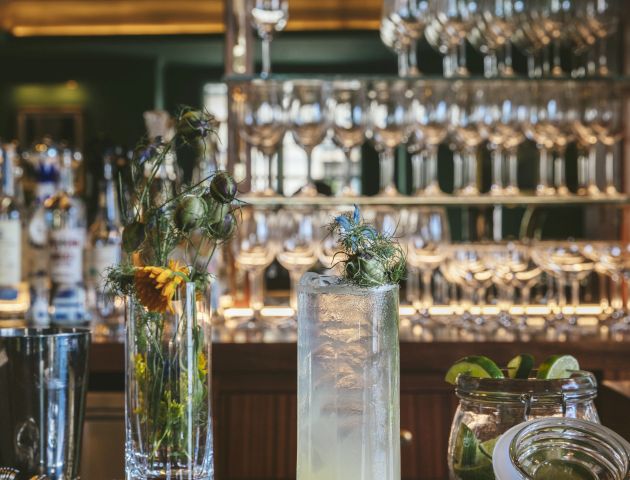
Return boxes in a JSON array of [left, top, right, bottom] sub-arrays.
[[493, 418, 630, 479], [447, 371, 599, 480]]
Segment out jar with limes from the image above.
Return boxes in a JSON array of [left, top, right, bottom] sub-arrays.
[[445, 354, 599, 480]]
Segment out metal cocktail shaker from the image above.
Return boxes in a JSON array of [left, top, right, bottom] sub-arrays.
[[0, 328, 90, 480]]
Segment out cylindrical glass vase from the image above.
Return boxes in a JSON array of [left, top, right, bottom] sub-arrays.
[[297, 273, 400, 480], [125, 282, 213, 479]]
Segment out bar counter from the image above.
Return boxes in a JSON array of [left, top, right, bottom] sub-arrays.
[[84, 340, 630, 480]]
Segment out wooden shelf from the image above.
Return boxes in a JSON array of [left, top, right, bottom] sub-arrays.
[[239, 193, 630, 208]]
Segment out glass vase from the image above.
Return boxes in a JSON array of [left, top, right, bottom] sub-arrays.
[[297, 273, 400, 480], [125, 282, 213, 479]]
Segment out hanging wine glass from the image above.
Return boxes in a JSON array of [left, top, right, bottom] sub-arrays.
[[248, 0, 289, 78]]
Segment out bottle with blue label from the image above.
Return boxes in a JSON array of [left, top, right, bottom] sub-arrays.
[[44, 148, 88, 326], [26, 145, 58, 325]]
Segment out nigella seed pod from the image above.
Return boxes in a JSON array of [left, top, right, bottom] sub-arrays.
[[209, 212, 237, 240], [210, 172, 237, 204], [122, 221, 146, 253], [203, 195, 230, 225], [357, 255, 387, 287], [175, 195, 207, 231]]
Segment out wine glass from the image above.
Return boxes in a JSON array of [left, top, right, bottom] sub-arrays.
[[549, 84, 578, 196], [512, 0, 552, 78], [276, 208, 318, 312], [449, 82, 486, 196], [469, 0, 518, 77], [328, 80, 367, 196], [369, 80, 410, 197], [289, 80, 330, 197], [233, 206, 278, 328], [407, 207, 450, 325], [525, 83, 556, 195], [585, 0, 619, 76], [591, 86, 623, 196], [411, 80, 449, 196], [248, 0, 289, 78], [572, 83, 601, 196], [381, 0, 430, 76], [425, 0, 477, 77], [235, 80, 287, 196]]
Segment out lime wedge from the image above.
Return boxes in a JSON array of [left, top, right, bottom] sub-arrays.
[[536, 355, 580, 379], [454, 424, 479, 468], [479, 436, 499, 460], [533, 459, 597, 480], [507, 354, 535, 379], [445, 356, 504, 385]]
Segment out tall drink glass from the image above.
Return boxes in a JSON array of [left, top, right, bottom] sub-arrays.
[[297, 273, 400, 480]]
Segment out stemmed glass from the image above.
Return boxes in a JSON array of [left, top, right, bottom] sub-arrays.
[[512, 0, 552, 78], [248, 0, 289, 78], [235, 80, 287, 196], [289, 80, 330, 197], [468, 0, 517, 77], [369, 80, 410, 197], [407, 207, 450, 324], [328, 80, 367, 196], [233, 206, 278, 327], [532, 242, 596, 333], [586, 0, 619, 76], [411, 80, 449, 196], [525, 83, 556, 195], [381, 0, 430, 76], [425, 0, 477, 77], [449, 82, 486, 196], [549, 84, 578, 195], [481, 84, 513, 195], [591, 87, 623, 196], [276, 208, 318, 312], [590, 243, 630, 336], [572, 83, 601, 196]]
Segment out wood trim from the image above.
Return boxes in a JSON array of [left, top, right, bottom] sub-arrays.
[[1, 0, 381, 37]]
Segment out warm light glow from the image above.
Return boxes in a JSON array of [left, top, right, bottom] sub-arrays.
[[65, 80, 78, 90], [223, 307, 253, 319], [399, 306, 416, 316], [261, 307, 294, 317]]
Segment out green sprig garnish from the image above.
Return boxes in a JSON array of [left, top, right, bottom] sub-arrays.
[[329, 205, 406, 287]]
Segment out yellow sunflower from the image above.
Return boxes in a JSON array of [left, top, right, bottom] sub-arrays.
[[134, 260, 190, 313]]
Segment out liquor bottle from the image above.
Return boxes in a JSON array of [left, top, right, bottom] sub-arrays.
[[0, 144, 24, 316], [44, 148, 88, 326], [87, 152, 123, 340], [26, 146, 58, 326]]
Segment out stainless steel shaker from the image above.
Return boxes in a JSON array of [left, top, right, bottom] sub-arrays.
[[0, 328, 90, 480]]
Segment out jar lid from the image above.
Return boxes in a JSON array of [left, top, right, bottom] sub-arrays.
[[493, 418, 630, 480]]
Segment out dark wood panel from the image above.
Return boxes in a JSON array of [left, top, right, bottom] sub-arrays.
[[86, 341, 630, 480]]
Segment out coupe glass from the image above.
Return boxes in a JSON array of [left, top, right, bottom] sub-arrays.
[[233, 206, 277, 326], [442, 244, 494, 336], [369, 80, 410, 197], [426, 0, 477, 77], [532, 242, 595, 333], [276, 208, 318, 311], [381, 0, 430, 76], [407, 208, 450, 323], [235, 80, 287, 196], [487, 243, 542, 334], [411, 80, 449, 196], [289, 80, 330, 197], [329, 80, 367, 196], [592, 243, 630, 336], [449, 82, 486, 196], [248, 0, 289, 78]]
